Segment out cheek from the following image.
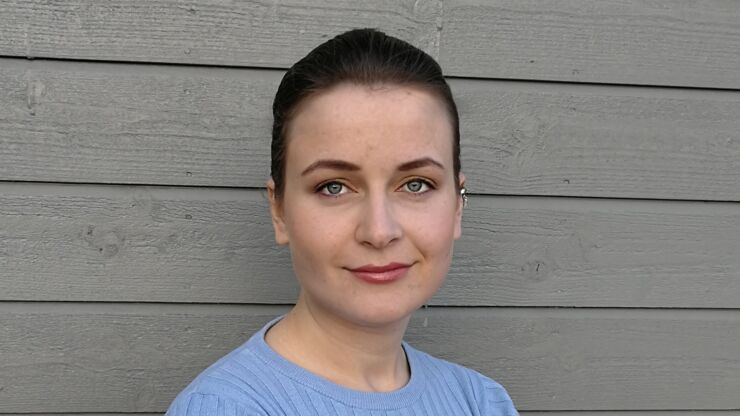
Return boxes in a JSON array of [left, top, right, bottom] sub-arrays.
[[405, 200, 458, 254], [284, 203, 347, 264]]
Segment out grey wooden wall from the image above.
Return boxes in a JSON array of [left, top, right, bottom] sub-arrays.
[[1, 1, 739, 414]]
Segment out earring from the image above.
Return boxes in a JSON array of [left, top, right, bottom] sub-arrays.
[[460, 187, 468, 208], [423, 303, 429, 328]]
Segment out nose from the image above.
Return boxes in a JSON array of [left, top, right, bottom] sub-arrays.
[[355, 193, 402, 249]]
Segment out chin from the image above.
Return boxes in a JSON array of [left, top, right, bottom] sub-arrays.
[[337, 300, 423, 329]]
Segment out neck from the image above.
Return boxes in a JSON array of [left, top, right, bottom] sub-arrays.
[[265, 294, 411, 392]]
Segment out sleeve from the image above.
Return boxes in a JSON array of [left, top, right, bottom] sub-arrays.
[[165, 393, 267, 416], [480, 377, 519, 416]]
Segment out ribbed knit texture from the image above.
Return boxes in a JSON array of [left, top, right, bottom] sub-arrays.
[[166, 316, 518, 416]]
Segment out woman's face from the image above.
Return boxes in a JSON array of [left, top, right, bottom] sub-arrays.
[[268, 83, 463, 328]]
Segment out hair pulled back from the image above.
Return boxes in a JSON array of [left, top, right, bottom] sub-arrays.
[[271, 28, 460, 198]]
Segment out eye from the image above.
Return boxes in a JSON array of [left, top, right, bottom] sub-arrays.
[[401, 179, 433, 194], [318, 181, 348, 196]]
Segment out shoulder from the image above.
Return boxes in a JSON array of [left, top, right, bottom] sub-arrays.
[[165, 392, 267, 416], [405, 343, 519, 416], [165, 329, 281, 416]]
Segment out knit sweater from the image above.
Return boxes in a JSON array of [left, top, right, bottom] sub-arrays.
[[166, 316, 518, 416]]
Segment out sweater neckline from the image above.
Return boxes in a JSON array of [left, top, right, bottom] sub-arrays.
[[247, 315, 426, 410]]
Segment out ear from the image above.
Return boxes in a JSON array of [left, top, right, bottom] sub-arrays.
[[454, 173, 466, 240], [266, 179, 290, 245]]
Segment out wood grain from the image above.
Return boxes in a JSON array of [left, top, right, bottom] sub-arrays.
[[0, 0, 441, 65], [0, 183, 298, 304], [0, 59, 278, 187], [2, 60, 740, 200], [2, 183, 738, 307], [2, 1, 740, 88], [440, 0, 740, 88], [0, 303, 737, 411], [454, 79, 740, 200]]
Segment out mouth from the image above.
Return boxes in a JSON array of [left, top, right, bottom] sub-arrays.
[[346, 262, 412, 284]]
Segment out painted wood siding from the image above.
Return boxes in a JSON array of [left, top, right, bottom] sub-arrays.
[[1, 0, 738, 414]]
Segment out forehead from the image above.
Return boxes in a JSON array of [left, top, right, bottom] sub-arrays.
[[285, 83, 454, 167]]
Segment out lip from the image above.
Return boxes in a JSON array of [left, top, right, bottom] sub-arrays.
[[347, 262, 412, 284]]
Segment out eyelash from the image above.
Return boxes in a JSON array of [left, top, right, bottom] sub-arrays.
[[400, 178, 435, 195], [315, 178, 436, 198], [316, 181, 350, 197]]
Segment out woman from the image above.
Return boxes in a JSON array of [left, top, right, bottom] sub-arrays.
[[166, 28, 518, 415]]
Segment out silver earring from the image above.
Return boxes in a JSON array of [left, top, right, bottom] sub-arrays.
[[460, 187, 468, 208]]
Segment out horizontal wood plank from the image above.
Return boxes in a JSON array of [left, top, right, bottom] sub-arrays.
[[0, 0, 441, 67], [0, 183, 298, 304], [439, 0, 740, 88], [0, 304, 737, 411], [0, 59, 278, 187], [1, 183, 739, 307], [2, 1, 740, 88], [455, 80, 740, 200], [0, 303, 285, 413], [2, 59, 740, 200]]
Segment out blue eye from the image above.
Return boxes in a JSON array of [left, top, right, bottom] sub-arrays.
[[319, 181, 347, 196], [403, 179, 431, 193]]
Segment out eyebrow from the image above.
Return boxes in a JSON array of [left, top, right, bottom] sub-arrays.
[[300, 156, 445, 176], [301, 159, 361, 176], [397, 157, 445, 172]]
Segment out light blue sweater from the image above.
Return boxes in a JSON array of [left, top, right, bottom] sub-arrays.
[[166, 316, 518, 416]]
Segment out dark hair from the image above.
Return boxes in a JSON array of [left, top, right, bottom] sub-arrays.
[[271, 28, 460, 198]]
